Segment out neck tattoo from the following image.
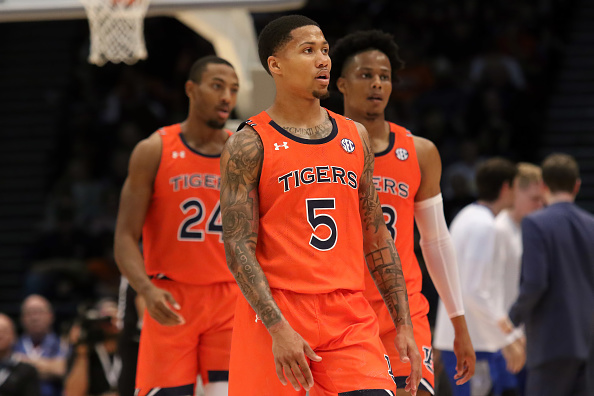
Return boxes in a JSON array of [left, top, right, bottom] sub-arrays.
[[282, 115, 332, 140]]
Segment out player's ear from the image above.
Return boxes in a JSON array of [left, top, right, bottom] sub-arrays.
[[336, 76, 347, 94], [268, 56, 282, 76], [184, 80, 194, 98]]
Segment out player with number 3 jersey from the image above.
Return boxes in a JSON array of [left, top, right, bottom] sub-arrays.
[[331, 30, 476, 396], [114, 56, 240, 396]]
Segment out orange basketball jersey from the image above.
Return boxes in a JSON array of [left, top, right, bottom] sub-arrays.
[[363, 122, 429, 316], [142, 124, 234, 285], [245, 110, 366, 294]]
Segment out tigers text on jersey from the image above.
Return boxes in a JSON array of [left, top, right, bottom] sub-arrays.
[[245, 110, 366, 294], [142, 124, 233, 285], [363, 122, 429, 316]]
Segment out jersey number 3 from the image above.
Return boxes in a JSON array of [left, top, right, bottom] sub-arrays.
[[178, 198, 223, 242], [382, 204, 398, 241], [306, 198, 337, 251]]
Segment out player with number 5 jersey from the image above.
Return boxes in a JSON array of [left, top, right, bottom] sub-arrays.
[[221, 16, 422, 396], [114, 56, 240, 396]]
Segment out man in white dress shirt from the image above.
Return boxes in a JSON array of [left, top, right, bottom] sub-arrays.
[[434, 157, 519, 396]]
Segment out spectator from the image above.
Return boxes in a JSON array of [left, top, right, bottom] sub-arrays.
[[434, 157, 523, 396], [14, 295, 68, 396], [0, 313, 40, 396], [509, 153, 594, 396], [64, 299, 121, 396]]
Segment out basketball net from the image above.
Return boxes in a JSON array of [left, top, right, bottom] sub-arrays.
[[80, 0, 151, 66]]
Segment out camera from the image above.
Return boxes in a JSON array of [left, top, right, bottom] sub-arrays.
[[78, 309, 117, 345]]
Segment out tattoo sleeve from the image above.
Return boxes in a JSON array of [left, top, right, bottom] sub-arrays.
[[220, 128, 284, 329], [357, 125, 412, 327]]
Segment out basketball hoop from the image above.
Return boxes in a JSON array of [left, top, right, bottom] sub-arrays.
[[80, 0, 151, 66]]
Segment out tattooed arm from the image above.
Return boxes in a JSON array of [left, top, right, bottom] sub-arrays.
[[220, 127, 321, 392], [355, 122, 422, 395]]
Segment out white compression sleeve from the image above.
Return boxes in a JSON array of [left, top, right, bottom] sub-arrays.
[[415, 193, 465, 318]]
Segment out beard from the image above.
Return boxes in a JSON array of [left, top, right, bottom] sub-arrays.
[[313, 89, 330, 100], [206, 119, 226, 129]]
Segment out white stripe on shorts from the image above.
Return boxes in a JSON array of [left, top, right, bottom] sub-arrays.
[[146, 388, 162, 396], [420, 378, 435, 395]]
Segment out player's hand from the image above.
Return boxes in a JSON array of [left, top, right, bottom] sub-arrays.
[[502, 339, 525, 374], [497, 316, 514, 335], [269, 320, 322, 392], [394, 324, 422, 396], [141, 284, 185, 326], [452, 327, 476, 385]]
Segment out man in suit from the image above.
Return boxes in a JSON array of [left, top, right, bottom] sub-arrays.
[[509, 153, 594, 396]]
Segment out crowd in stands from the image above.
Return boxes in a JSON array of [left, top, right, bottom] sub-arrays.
[[5, 0, 576, 395]]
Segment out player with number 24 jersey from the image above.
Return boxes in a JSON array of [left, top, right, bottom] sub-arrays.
[[114, 56, 239, 396]]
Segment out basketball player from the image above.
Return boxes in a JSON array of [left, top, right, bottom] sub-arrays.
[[330, 30, 476, 396], [114, 55, 240, 396], [220, 15, 422, 396]]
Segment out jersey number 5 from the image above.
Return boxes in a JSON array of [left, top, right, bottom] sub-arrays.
[[178, 198, 223, 242], [306, 198, 337, 251]]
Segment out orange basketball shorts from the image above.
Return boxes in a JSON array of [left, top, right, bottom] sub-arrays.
[[370, 293, 435, 395], [135, 279, 239, 396], [228, 288, 397, 396]]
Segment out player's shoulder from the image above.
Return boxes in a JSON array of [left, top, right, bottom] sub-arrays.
[[133, 132, 162, 159], [127, 131, 162, 178], [409, 134, 441, 176], [412, 135, 437, 152], [224, 124, 263, 156]]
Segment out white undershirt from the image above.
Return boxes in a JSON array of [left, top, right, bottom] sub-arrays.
[[494, 209, 523, 312]]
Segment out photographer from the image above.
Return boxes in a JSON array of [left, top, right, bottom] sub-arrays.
[[64, 299, 121, 396]]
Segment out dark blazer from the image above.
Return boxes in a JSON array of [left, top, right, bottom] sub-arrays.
[[509, 202, 594, 368]]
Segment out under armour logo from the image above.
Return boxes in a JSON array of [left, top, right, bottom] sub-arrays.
[[255, 315, 261, 323], [172, 151, 186, 159], [274, 142, 289, 150]]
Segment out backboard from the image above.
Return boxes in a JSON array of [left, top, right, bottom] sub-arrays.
[[0, 0, 305, 22]]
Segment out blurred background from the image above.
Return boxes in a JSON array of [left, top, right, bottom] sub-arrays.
[[0, 0, 591, 393]]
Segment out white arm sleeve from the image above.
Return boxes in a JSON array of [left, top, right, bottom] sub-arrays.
[[415, 193, 465, 318]]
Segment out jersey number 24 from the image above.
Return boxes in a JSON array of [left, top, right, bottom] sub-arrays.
[[177, 198, 223, 242]]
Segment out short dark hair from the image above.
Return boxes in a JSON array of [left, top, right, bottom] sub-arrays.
[[258, 15, 320, 75], [330, 30, 405, 91], [476, 157, 517, 202], [542, 153, 580, 193], [188, 55, 234, 83]]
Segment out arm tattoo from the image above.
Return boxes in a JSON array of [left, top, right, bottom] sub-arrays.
[[359, 135, 384, 232], [365, 239, 412, 326], [221, 129, 283, 328]]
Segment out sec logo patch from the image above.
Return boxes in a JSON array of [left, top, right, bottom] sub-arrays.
[[341, 138, 355, 153], [395, 148, 408, 161]]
